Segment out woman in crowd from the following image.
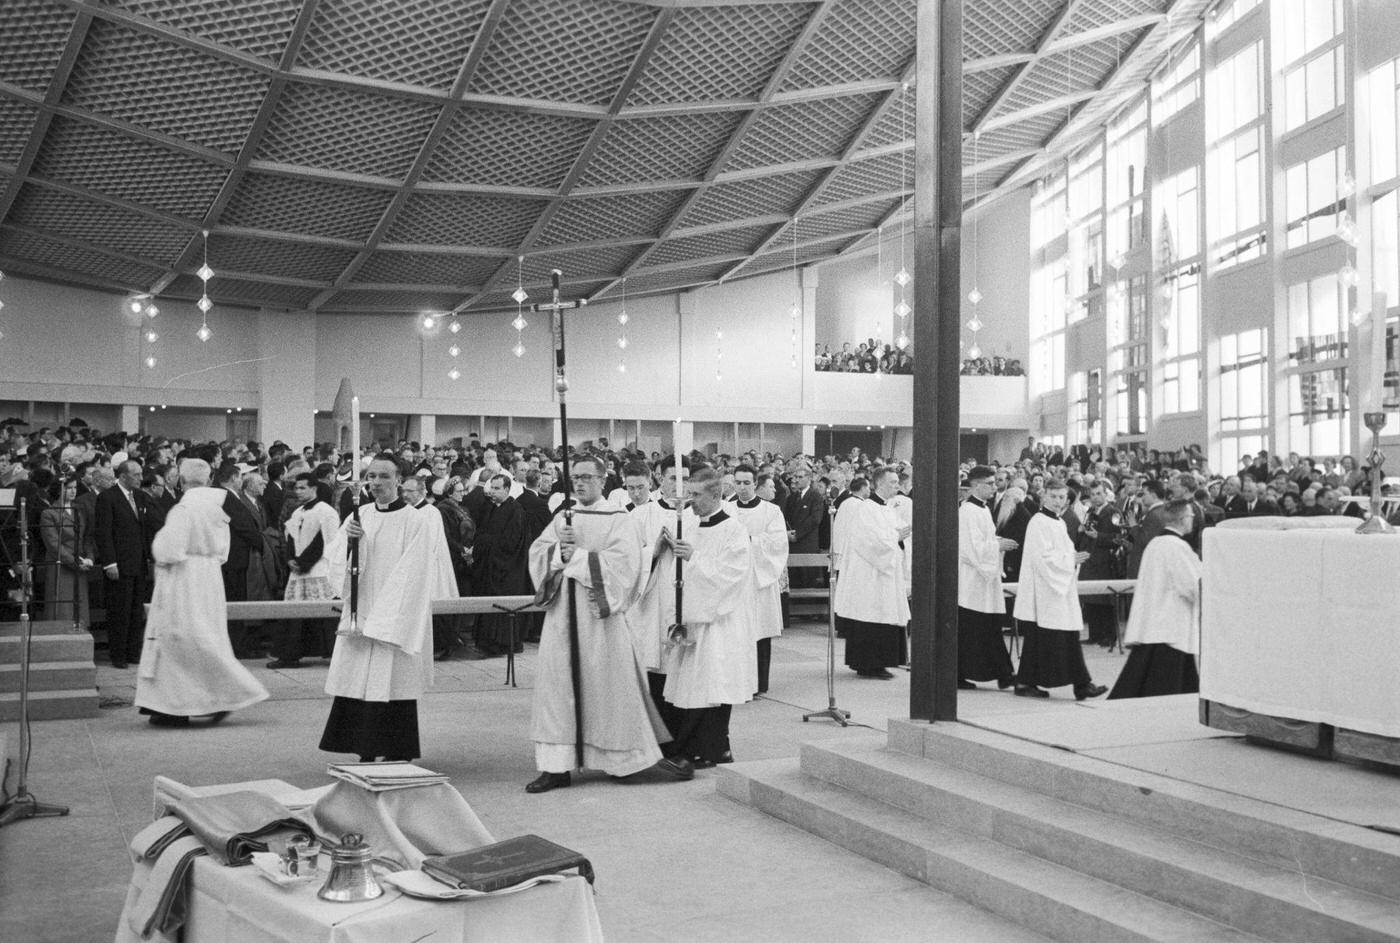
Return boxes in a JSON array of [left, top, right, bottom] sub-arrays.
[[40, 474, 91, 628]]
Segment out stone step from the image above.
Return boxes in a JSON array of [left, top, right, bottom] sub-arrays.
[[802, 737, 1400, 943], [0, 632, 95, 664], [0, 620, 80, 638], [890, 720, 1400, 902], [0, 661, 97, 693], [0, 689, 100, 722], [719, 758, 1264, 943]]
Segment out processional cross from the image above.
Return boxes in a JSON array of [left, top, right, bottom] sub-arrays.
[[531, 271, 589, 769]]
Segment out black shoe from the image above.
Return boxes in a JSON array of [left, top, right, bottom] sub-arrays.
[[716, 751, 734, 764], [1075, 683, 1108, 701], [997, 677, 1015, 690], [110, 660, 128, 669], [690, 757, 717, 770], [525, 771, 571, 794], [147, 713, 190, 727], [655, 756, 695, 780], [265, 659, 303, 669], [957, 679, 976, 690], [1014, 685, 1049, 699]]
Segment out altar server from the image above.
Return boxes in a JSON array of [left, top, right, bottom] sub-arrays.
[[135, 459, 268, 727], [663, 467, 754, 767], [527, 455, 691, 793], [957, 465, 1017, 691], [1013, 478, 1107, 700], [834, 468, 909, 679], [621, 460, 681, 734], [727, 464, 788, 695], [319, 455, 455, 761], [1109, 500, 1201, 699]]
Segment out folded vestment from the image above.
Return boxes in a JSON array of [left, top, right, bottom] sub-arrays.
[[169, 789, 316, 865]]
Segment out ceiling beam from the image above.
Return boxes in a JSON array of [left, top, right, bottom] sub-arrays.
[[308, 0, 511, 311], [146, 0, 323, 297], [460, 6, 679, 312], [971, 0, 1081, 136], [977, 88, 1097, 135], [0, 9, 94, 225], [590, 0, 841, 302]]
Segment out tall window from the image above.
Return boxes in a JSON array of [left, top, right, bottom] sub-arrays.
[[1106, 105, 1147, 269], [1159, 167, 1200, 263], [1030, 177, 1067, 249], [1367, 59, 1400, 186], [1286, 274, 1349, 458], [1029, 263, 1067, 394], [1280, 0, 1345, 132], [1110, 274, 1150, 437], [1153, 42, 1201, 125], [1160, 267, 1202, 413], [1285, 147, 1346, 249], [1069, 370, 1103, 445], [1219, 328, 1269, 469], [1210, 0, 1260, 35], [1209, 127, 1265, 267]]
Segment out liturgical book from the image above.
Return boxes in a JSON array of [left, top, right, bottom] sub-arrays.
[[421, 834, 594, 893]]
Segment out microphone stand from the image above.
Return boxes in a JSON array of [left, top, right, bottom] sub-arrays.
[[0, 497, 69, 826]]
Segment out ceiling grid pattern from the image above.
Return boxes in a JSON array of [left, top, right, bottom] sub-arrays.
[[0, 0, 1211, 312]]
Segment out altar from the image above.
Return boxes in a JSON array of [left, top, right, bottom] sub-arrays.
[[1200, 523, 1400, 765], [115, 777, 605, 943]]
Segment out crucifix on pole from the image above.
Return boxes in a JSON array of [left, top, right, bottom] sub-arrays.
[[531, 270, 589, 768]]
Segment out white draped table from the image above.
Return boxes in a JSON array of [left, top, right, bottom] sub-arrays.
[[1201, 526, 1400, 740]]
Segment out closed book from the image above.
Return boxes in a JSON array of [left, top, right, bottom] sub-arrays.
[[421, 834, 594, 893]]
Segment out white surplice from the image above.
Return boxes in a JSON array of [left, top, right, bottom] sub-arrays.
[[832, 499, 910, 626], [135, 486, 268, 716], [663, 509, 755, 707], [324, 501, 454, 703], [1012, 509, 1080, 632], [1122, 531, 1200, 654], [830, 495, 864, 575], [888, 493, 913, 587], [530, 499, 668, 775], [726, 497, 788, 641], [624, 500, 679, 672], [958, 498, 1005, 614]]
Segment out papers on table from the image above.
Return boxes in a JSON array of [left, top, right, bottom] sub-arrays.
[[326, 762, 449, 792]]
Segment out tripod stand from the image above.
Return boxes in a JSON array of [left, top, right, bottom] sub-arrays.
[[803, 561, 850, 727], [0, 496, 69, 826]]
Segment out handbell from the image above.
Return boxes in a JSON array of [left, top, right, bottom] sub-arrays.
[[318, 833, 383, 902]]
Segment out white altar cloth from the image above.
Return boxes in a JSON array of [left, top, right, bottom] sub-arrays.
[[1201, 527, 1400, 738]]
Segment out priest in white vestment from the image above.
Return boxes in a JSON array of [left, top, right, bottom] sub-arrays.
[[136, 459, 268, 726], [1109, 500, 1201, 699], [1012, 479, 1107, 700], [527, 455, 691, 794], [320, 455, 455, 761], [621, 460, 681, 737], [663, 467, 754, 766], [726, 464, 788, 695], [834, 469, 909, 679], [957, 465, 1017, 691]]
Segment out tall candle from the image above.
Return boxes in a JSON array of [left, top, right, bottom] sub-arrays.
[[350, 396, 360, 481], [674, 419, 683, 505]]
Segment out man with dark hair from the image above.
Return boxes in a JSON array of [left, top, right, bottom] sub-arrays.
[[471, 472, 531, 656], [527, 454, 689, 792], [1013, 479, 1107, 701], [94, 459, 152, 668], [957, 465, 1017, 691], [783, 463, 826, 589], [662, 466, 753, 766], [216, 460, 267, 658], [320, 454, 454, 761], [1109, 499, 1201, 699], [833, 467, 909, 679], [728, 464, 788, 695]]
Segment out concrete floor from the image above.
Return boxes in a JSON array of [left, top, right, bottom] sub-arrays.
[[0, 621, 1139, 943]]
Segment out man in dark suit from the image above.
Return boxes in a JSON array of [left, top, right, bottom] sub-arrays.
[[94, 459, 151, 668], [217, 461, 266, 657], [1223, 478, 1275, 519], [783, 463, 826, 589]]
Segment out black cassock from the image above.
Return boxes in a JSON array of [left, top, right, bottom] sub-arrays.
[[471, 496, 532, 653]]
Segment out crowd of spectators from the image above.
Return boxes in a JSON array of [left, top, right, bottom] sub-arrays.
[[959, 355, 1024, 376], [814, 340, 913, 374]]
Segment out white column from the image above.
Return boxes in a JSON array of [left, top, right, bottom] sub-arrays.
[[256, 309, 316, 449], [119, 404, 140, 433], [419, 415, 436, 447], [800, 423, 816, 457]]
